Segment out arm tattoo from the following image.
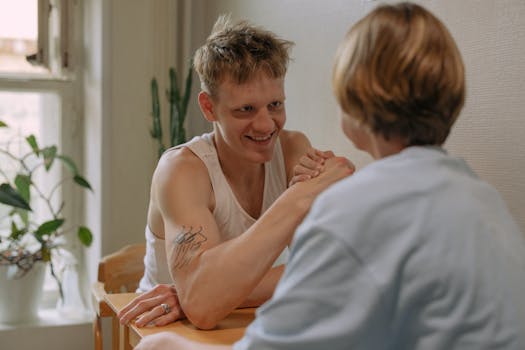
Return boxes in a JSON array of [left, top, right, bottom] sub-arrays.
[[171, 226, 207, 269]]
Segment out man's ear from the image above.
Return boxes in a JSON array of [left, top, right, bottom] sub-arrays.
[[198, 91, 217, 122]]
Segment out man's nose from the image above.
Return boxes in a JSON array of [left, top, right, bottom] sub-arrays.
[[252, 109, 275, 132]]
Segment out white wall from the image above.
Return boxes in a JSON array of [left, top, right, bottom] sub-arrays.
[[195, 0, 525, 234], [85, 0, 179, 265], [103, 0, 158, 253]]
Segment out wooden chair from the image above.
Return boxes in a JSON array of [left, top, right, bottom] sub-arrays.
[[92, 243, 146, 350]]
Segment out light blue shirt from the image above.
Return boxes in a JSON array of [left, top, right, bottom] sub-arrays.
[[235, 147, 525, 350]]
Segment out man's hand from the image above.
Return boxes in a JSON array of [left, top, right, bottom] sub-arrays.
[[289, 148, 335, 186], [289, 148, 356, 186], [117, 284, 184, 327]]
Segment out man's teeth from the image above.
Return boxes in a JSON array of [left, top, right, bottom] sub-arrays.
[[250, 135, 272, 141]]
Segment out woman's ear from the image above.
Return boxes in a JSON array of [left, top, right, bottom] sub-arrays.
[[198, 91, 217, 122]]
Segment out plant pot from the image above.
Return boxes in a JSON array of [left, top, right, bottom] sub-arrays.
[[0, 261, 46, 324]]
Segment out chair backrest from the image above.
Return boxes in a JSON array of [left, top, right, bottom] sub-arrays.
[[97, 243, 146, 293]]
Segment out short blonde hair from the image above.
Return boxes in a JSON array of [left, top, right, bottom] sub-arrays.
[[193, 15, 294, 97], [333, 2, 465, 145]]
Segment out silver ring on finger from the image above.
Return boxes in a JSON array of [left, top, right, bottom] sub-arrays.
[[161, 303, 171, 315]]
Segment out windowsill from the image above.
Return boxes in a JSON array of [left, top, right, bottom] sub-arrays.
[[0, 289, 93, 330], [0, 71, 73, 82], [0, 309, 93, 350], [0, 307, 92, 331]]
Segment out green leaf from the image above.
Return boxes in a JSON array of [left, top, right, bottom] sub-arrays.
[[150, 78, 162, 136], [14, 174, 31, 202], [168, 68, 181, 148], [41, 245, 51, 262], [73, 175, 93, 191], [77, 226, 93, 247], [42, 145, 58, 171], [0, 183, 32, 211], [0, 120, 7, 127], [180, 64, 193, 122], [8, 206, 28, 225], [169, 67, 181, 105], [26, 135, 39, 155], [14, 207, 29, 226], [10, 221, 18, 234], [35, 218, 65, 238], [57, 155, 79, 175], [9, 221, 27, 240]]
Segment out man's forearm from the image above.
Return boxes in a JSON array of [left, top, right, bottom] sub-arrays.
[[239, 265, 284, 308]]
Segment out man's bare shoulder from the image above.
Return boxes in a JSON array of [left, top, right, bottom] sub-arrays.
[[279, 130, 312, 180], [153, 147, 211, 193], [279, 129, 311, 153]]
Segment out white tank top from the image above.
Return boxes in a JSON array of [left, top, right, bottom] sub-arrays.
[[138, 133, 289, 292]]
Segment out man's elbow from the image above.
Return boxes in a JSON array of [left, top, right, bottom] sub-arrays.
[[180, 298, 221, 330]]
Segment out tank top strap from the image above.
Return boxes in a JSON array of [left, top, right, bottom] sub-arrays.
[[173, 133, 230, 207]]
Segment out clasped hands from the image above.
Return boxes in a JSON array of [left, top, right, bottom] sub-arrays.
[[289, 147, 354, 187]]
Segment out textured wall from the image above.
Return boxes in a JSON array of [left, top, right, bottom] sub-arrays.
[[194, 0, 525, 234]]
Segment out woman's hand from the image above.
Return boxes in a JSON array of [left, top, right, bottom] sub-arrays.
[[289, 148, 336, 186], [117, 284, 184, 327]]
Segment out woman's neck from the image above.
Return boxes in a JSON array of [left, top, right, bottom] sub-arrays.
[[368, 133, 406, 160]]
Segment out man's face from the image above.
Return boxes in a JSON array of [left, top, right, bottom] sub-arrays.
[[211, 72, 286, 164]]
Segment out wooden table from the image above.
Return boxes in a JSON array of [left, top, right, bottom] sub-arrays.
[[104, 293, 256, 349]]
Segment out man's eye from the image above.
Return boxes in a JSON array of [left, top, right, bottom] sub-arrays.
[[238, 105, 254, 112], [269, 101, 283, 109]]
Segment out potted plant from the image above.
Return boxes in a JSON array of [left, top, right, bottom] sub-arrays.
[[0, 120, 93, 323], [149, 65, 193, 158]]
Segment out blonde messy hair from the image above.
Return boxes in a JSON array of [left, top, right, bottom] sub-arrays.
[[333, 2, 465, 145], [193, 15, 294, 97]]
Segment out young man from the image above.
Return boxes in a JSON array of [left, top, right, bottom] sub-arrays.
[[117, 16, 353, 329], [135, 2, 525, 349]]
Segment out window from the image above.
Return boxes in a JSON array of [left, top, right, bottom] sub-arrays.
[[0, 0, 72, 76], [0, 0, 87, 319], [0, 91, 60, 220], [0, 0, 44, 74]]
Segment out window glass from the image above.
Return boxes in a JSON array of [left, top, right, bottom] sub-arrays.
[[0, 0, 47, 74]]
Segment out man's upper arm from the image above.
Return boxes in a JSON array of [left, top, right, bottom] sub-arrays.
[[152, 150, 222, 285], [279, 130, 312, 184]]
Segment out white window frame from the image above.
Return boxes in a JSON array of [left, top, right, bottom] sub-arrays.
[[37, 0, 73, 75]]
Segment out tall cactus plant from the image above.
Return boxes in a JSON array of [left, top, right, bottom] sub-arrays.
[[150, 65, 193, 158]]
